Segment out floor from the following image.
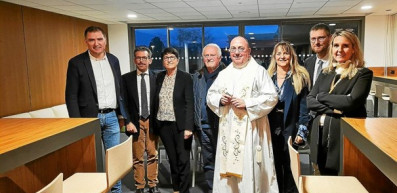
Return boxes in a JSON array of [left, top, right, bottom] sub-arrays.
[[116, 135, 312, 193]]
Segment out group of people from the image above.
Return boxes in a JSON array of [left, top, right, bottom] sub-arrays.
[[65, 23, 372, 193]]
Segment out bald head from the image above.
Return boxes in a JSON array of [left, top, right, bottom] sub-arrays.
[[229, 36, 251, 67]]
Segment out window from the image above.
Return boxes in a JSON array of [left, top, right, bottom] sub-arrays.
[[134, 28, 167, 71], [169, 27, 202, 73], [245, 25, 280, 69], [204, 26, 238, 66]]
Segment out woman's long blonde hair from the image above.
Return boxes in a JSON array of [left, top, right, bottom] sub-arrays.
[[268, 41, 311, 94], [323, 30, 365, 79]]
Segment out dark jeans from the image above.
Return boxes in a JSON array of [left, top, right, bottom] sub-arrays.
[[271, 133, 298, 193], [197, 126, 218, 190]]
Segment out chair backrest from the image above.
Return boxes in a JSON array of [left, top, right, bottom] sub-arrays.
[[375, 84, 385, 98], [105, 136, 133, 188], [389, 87, 397, 104], [288, 137, 301, 188], [36, 173, 63, 193]]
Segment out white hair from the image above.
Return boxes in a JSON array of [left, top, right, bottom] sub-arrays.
[[202, 43, 222, 57]]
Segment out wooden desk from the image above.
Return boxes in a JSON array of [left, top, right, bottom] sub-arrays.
[[0, 118, 103, 193], [341, 118, 397, 193], [373, 76, 397, 85]]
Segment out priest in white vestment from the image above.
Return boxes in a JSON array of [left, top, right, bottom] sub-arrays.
[[207, 36, 279, 193]]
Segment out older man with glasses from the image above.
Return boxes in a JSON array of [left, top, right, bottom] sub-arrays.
[[304, 23, 332, 87], [192, 43, 226, 192], [207, 36, 279, 193]]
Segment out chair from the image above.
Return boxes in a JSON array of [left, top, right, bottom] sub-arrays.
[[191, 134, 202, 187], [36, 173, 63, 193], [374, 84, 390, 117], [287, 137, 368, 193], [387, 87, 397, 117], [63, 136, 133, 193]]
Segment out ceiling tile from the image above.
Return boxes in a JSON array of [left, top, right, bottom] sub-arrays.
[[134, 8, 168, 14], [258, 0, 293, 3], [205, 14, 233, 19], [259, 3, 291, 9], [52, 5, 93, 11], [225, 5, 259, 10], [123, 3, 158, 9], [291, 2, 326, 8], [151, 1, 190, 8], [185, 1, 223, 7]]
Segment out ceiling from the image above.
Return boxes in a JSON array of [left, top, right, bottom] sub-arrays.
[[4, 0, 397, 24]]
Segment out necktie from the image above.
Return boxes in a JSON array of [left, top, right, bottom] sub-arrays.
[[141, 73, 149, 119], [315, 60, 324, 81]]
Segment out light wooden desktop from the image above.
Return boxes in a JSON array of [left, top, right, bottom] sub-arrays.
[[341, 118, 397, 193], [0, 118, 103, 193]]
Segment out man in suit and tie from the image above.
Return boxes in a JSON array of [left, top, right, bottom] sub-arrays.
[[304, 23, 332, 87], [65, 26, 126, 193], [122, 47, 160, 193]]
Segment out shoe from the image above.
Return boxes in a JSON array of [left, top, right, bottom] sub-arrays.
[[136, 188, 145, 193], [148, 186, 161, 193]]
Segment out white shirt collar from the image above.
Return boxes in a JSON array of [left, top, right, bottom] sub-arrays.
[[88, 50, 107, 61]]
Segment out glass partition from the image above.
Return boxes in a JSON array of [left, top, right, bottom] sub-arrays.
[[169, 27, 202, 73], [134, 28, 167, 71], [204, 26, 238, 66], [245, 25, 280, 69]]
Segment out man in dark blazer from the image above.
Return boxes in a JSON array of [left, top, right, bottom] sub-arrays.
[[122, 47, 160, 193], [65, 26, 126, 193], [304, 23, 331, 87]]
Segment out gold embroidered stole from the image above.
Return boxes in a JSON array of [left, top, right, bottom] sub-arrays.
[[218, 60, 257, 178]]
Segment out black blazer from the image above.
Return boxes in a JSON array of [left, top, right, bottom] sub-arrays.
[[307, 68, 373, 171], [122, 70, 156, 138], [154, 70, 194, 133], [268, 76, 310, 150], [303, 56, 317, 88], [65, 51, 127, 118]]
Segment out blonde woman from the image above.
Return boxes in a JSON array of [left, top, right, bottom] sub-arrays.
[[267, 41, 311, 193], [307, 30, 373, 175]]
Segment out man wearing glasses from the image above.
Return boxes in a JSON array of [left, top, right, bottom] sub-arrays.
[[304, 23, 331, 87], [122, 46, 160, 193], [192, 43, 226, 192], [207, 36, 279, 193]]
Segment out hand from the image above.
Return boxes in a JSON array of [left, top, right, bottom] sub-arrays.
[[294, 136, 304, 145], [126, 122, 138, 133], [231, 97, 246, 109], [220, 93, 232, 106], [184, 130, 192, 139]]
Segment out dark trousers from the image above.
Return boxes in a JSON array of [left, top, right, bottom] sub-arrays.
[[197, 126, 218, 190], [158, 121, 192, 193], [272, 134, 298, 193], [317, 126, 338, 176]]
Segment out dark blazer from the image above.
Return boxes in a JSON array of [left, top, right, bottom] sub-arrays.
[[268, 76, 310, 150], [304, 56, 317, 87], [307, 68, 373, 171], [154, 70, 194, 133], [122, 70, 156, 138], [65, 51, 127, 118]]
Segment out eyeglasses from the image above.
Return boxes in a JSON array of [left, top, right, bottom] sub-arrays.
[[203, 54, 217, 58], [135, 57, 150, 61], [310, 36, 327, 43], [163, 56, 177, 61], [229, 47, 246, 53]]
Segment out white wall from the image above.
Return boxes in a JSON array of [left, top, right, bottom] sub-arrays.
[[364, 15, 388, 67], [108, 24, 131, 75]]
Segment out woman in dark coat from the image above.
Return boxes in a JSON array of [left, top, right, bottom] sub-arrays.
[[154, 47, 194, 193], [268, 41, 311, 193], [307, 30, 373, 175]]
